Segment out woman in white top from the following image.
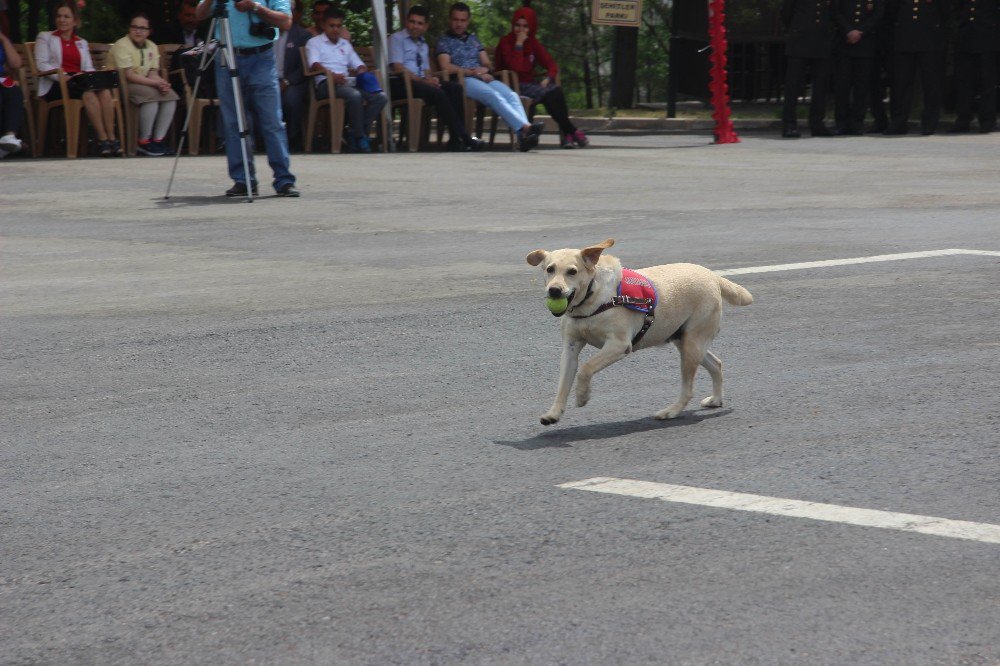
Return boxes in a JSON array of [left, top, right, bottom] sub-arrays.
[[35, 1, 121, 156]]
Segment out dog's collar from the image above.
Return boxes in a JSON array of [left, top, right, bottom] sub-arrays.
[[566, 278, 596, 313]]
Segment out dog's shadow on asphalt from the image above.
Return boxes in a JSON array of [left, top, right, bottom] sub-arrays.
[[495, 408, 732, 450]]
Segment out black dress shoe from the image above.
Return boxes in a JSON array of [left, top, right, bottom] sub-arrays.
[[978, 123, 996, 134], [529, 121, 545, 136], [465, 136, 486, 151], [781, 126, 801, 138], [446, 137, 468, 152], [883, 126, 908, 135], [277, 183, 300, 197], [810, 125, 834, 137], [867, 123, 887, 134], [921, 125, 937, 136], [225, 182, 259, 197], [948, 123, 971, 134]]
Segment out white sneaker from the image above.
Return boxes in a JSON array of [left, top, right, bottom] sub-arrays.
[[0, 134, 22, 153]]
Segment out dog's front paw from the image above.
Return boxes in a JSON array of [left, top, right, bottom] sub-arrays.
[[540, 411, 561, 426], [654, 405, 684, 420], [700, 395, 723, 408], [575, 379, 591, 407]]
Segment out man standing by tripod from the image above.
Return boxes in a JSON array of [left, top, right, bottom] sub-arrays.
[[195, 0, 300, 197]]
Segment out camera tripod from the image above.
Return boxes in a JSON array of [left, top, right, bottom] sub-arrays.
[[164, 0, 256, 202]]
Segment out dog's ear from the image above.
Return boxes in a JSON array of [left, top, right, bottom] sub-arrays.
[[526, 249, 548, 266], [581, 238, 615, 266]]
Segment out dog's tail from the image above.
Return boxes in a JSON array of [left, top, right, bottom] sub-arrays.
[[718, 277, 754, 306]]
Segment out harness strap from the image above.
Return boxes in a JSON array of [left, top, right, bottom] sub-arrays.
[[571, 295, 657, 346]]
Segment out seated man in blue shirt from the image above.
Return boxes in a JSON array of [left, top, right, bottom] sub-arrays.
[[436, 1, 542, 151], [389, 5, 483, 151]]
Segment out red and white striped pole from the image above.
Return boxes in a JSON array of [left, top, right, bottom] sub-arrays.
[[707, 0, 740, 143]]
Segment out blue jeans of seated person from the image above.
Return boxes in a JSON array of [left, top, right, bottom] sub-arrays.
[[316, 82, 388, 141], [216, 48, 295, 191], [462, 77, 529, 133]]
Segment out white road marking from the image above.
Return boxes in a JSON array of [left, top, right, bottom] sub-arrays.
[[558, 478, 1000, 544], [715, 248, 1000, 276]]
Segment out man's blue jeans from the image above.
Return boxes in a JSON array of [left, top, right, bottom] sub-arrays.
[[216, 47, 295, 191], [316, 82, 388, 141], [462, 77, 529, 132]]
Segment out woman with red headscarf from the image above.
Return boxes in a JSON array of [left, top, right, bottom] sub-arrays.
[[494, 1, 588, 148]]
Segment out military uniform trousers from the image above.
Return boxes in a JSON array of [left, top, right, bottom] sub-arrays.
[[783, 56, 832, 127], [890, 50, 944, 132], [835, 52, 875, 131], [954, 51, 998, 131]]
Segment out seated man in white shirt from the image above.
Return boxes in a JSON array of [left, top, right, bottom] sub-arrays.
[[305, 6, 387, 152]]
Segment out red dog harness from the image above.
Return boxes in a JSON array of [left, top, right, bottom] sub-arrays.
[[571, 268, 659, 345]]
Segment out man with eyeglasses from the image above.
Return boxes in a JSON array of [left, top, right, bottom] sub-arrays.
[[108, 13, 180, 156], [195, 0, 299, 197], [389, 5, 483, 151]]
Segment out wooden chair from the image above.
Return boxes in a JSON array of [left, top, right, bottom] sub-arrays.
[[157, 43, 183, 150], [116, 43, 180, 156], [86, 43, 127, 154], [25, 40, 86, 157], [301, 46, 346, 153], [390, 69, 428, 151], [12, 43, 39, 157], [172, 45, 219, 155]]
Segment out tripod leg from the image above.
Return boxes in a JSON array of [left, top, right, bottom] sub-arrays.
[[219, 17, 255, 202], [165, 18, 219, 199]]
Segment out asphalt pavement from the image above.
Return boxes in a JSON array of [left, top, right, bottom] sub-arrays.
[[2, 131, 999, 664]]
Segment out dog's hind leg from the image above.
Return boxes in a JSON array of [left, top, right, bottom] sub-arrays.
[[541, 339, 586, 425], [699, 350, 724, 408], [655, 334, 709, 420]]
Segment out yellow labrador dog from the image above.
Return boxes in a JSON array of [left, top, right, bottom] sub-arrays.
[[526, 239, 753, 425]]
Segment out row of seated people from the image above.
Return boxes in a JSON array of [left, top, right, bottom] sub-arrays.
[[0, 0, 588, 158]]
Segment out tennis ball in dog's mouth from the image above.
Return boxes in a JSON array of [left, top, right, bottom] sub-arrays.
[[546, 296, 569, 315]]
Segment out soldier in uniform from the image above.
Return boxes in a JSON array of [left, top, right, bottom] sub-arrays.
[[781, 0, 837, 137], [867, 18, 893, 132], [834, 0, 884, 133], [885, 0, 948, 134], [950, 0, 999, 132]]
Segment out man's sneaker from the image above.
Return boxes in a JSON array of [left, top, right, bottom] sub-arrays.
[[529, 120, 545, 136], [465, 135, 486, 151], [277, 183, 300, 197], [355, 136, 371, 153], [517, 129, 538, 152], [0, 134, 22, 153], [561, 134, 576, 149], [571, 129, 589, 147], [99, 140, 114, 157], [111, 139, 123, 156], [225, 182, 259, 197], [137, 141, 166, 156]]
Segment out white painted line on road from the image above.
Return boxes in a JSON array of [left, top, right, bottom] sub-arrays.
[[715, 248, 1000, 277], [558, 477, 1000, 545]]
